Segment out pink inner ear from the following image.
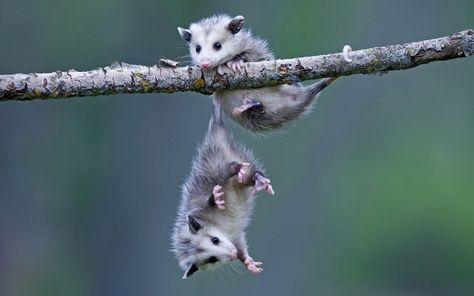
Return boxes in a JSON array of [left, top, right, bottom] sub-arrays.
[[178, 27, 192, 42]]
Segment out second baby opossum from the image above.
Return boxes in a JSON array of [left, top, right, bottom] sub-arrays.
[[178, 14, 341, 134], [171, 97, 275, 279]]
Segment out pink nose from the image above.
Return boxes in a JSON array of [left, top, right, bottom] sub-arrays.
[[200, 62, 211, 69]]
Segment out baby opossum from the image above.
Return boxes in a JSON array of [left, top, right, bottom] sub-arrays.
[[178, 14, 340, 134], [171, 97, 275, 279]]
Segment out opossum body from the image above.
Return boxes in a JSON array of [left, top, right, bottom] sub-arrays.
[[178, 14, 338, 134], [171, 98, 274, 279]]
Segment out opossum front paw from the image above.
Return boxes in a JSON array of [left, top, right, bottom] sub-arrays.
[[212, 185, 226, 210], [253, 172, 275, 195], [238, 162, 251, 184], [244, 257, 263, 274], [232, 97, 262, 115], [226, 59, 245, 74], [217, 65, 226, 75]]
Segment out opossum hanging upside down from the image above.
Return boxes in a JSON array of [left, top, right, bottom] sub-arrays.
[[171, 96, 274, 279]]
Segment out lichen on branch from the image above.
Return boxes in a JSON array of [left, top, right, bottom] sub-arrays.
[[0, 29, 473, 102]]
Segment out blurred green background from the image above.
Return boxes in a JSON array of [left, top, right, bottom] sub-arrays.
[[0, 0, 473, 295]]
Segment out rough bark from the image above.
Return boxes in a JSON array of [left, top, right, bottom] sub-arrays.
[[0, 29, 472, 102]]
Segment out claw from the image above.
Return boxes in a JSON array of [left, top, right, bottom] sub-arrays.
[[244, 257, 263, 274], [238, 162, 251, 183], [265, 184, 275, 195], [217, 65, 226, 75], [212, 185, 225, 210], [253, 173, 275, 195], [226, 60, 245, 74], [236, 60, 244, 72]]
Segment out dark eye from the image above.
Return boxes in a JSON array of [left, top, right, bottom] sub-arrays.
[[213, 42, 222, 51], [196, 45, 201, 53], [211, 237, 219, 245], [208, 256, 218, 263]]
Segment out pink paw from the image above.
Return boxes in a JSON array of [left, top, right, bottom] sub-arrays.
[[232, 97, 262, 115], [253, 173, 275, 195], [238, 162, 251, 184], [226, 60, 245, 74], [232, 106, 246, 115], [212, 185, 225, 210], [217, 65, 226, 75], [244, 257, 263, 274]]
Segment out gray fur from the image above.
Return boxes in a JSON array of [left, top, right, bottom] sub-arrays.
[[171, 96, 266, 277], [178, 14, 337, 134], [217, 78, 337, 133]]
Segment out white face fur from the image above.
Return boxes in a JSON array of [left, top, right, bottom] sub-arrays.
[[179, 215, 238, 279], [178, 15, 245, 69]]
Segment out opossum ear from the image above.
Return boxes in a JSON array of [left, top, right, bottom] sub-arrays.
[[177, 27, 192, 42], [182, 263, 199, 279], [187, 215, 202, 234], [226, 15, 245, 34]]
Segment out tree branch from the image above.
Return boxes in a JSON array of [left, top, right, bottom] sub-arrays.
[[1, 29, 473, 102]]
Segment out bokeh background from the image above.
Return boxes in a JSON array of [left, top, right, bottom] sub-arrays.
[[0, 0, 473, 295]]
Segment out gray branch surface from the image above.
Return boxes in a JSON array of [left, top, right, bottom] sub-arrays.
[[1, 29, 473, 102]]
